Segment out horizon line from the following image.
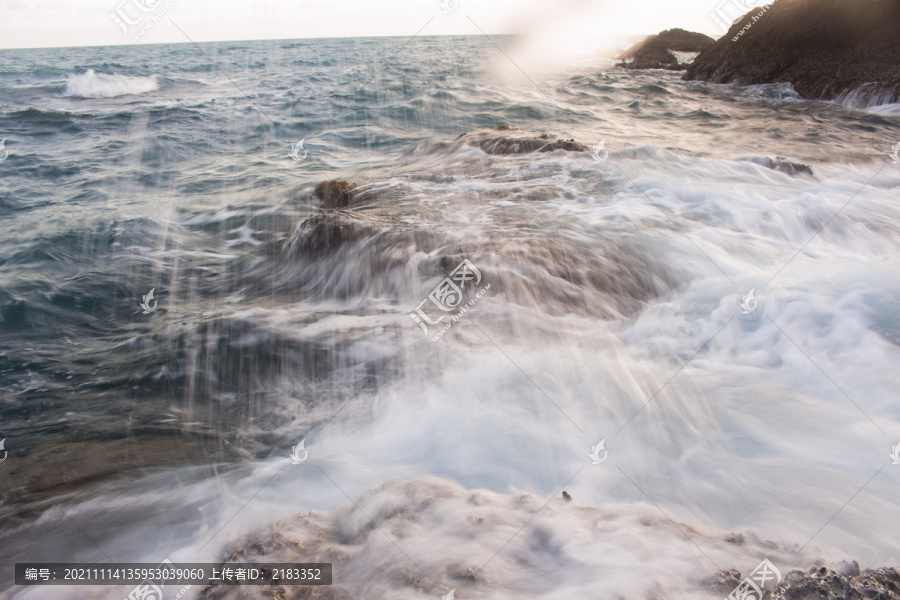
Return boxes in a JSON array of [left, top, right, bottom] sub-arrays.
[[0, 30, 659, 52]]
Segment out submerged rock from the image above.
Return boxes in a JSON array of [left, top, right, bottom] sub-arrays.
[[743, 156, 815, 177], [766, 157, 814, 177], [283, 211, 382, 258], [684, 0, 900, 101], [456, 128, 588, 154], [618, 28, 715, 70]]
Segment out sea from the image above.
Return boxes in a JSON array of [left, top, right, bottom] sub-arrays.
[[1, 35, 899, 600]]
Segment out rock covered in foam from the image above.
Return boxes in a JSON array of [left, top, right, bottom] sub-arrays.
[[196, 477, 899, 600], [283, 211, 383, 258], [196, 477, 713, 599], [456, 126, 588, 154]]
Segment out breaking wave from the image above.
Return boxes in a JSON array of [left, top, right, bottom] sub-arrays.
[[61, 69, 159, 98], [833, 83, 900, 115]]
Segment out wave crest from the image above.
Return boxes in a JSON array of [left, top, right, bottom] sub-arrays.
[[833, 82, 900, 115], [61, 69, 159, 98]]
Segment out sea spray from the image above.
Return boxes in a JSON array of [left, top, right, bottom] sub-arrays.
[[61, 69, 159, 98]]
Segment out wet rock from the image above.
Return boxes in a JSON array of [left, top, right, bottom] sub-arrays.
[[562, 491, 572, 501], [711, 565, 900, 600], [553, 138, 587, 152], [456, 129, 588, 155], [315, 180, 357, 209], [684, 0, 900, 102], [618, 28, 714, 70], [0, 434, 242, 514]]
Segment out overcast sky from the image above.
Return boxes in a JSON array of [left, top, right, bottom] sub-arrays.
[[0, 0, 730, 50]]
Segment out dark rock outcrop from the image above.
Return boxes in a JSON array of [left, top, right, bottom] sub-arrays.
[[456, 127, 588, 154], [621, 38, 682, 70], [684, 0, 900, 102], [618, 28, 715, 70], [315, 180, 357, 209], [650, 28, 718, 53]]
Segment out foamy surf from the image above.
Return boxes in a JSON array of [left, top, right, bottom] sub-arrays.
[[61, 69, 159, 98]]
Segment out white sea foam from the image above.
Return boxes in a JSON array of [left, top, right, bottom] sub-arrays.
[[61, 69, 159, 98], [734, 81, 805, 103]]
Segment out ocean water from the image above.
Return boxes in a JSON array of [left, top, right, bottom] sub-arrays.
[[0, 36, 899, 600]]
